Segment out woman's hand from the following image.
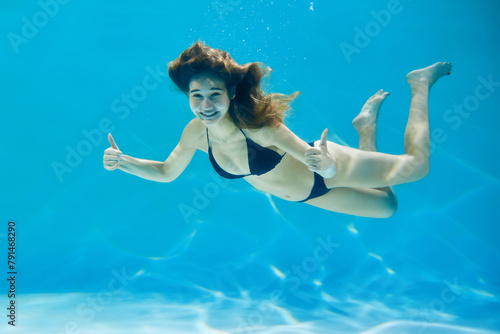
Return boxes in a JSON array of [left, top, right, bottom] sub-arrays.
[[305, 129, 337, 179], [103, 133, 123, 171]]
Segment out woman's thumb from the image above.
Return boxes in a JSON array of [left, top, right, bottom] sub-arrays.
[[320, 128, 328, 148], [108, 133, 119, 150]]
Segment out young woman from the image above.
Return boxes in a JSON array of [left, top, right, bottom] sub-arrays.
[[103, 41, 452, 218]]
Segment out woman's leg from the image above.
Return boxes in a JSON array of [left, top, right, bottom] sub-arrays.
[[305, 90, 398, 218], [352, 88, 387, 152], [397, 62, 452, 182], [324, 62, 452, 189], [352, 89, 397, 205]]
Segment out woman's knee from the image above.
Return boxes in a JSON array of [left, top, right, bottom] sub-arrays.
[[392, 154, 430, 185], [382, 190, 398, 218], [369, 188, 397, 218], [356, 188, 398, 218]]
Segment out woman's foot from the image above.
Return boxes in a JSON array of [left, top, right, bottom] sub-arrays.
[[352, 89, 389, 152], [352, 89, 389, 134], [406, 62, 452, 88]]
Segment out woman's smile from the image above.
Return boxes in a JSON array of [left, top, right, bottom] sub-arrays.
[[199, 109, 220, 121]]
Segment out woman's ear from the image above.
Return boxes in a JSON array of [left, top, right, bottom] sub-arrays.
[[228, 87, 236, 99]]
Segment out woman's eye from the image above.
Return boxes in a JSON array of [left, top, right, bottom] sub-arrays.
[[211, 93, 220, 98]]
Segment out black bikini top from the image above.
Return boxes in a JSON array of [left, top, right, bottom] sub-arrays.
[[207, 128, 285, 179]]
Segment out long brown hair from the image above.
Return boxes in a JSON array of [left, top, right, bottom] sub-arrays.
[[168, 41, 299, 129]]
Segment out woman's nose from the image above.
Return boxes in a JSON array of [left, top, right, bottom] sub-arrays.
[[202, 97, 213, 109]]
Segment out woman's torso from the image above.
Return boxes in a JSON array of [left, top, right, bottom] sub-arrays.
[[189, 118, 315, 201]]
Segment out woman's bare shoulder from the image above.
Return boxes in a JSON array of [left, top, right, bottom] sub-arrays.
[[253, 123, 294, 144], [180, 118, 207, 151]]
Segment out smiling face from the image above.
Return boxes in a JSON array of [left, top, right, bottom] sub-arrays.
[[188, 72, 233, 126]]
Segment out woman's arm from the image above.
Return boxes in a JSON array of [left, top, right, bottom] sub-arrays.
[[265, 123, 311, 164], [265, 124, 337, 178], [103, 118, 203, 183]]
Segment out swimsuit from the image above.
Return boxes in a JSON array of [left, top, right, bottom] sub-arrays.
[[297, 142, 331, 202], [207, 128, 284, 179], [206, 129, 330, 202]]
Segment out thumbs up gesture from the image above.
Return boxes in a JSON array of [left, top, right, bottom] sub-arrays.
[[103, 133, 123, 171], [305, 129, 337, 179]]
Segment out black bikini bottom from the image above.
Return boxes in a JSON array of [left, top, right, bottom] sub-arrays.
[[298, 142, 331, 202]]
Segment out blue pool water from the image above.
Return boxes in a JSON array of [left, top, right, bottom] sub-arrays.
[[1, 0, 500, 333]]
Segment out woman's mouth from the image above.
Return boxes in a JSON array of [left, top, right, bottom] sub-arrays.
[[200, 110, 220, 120]]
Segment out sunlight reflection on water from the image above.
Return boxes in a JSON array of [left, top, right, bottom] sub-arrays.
[[5, 293, 499, 334]]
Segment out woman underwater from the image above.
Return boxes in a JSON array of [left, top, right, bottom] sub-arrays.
[[103, 41, 452, 218]]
